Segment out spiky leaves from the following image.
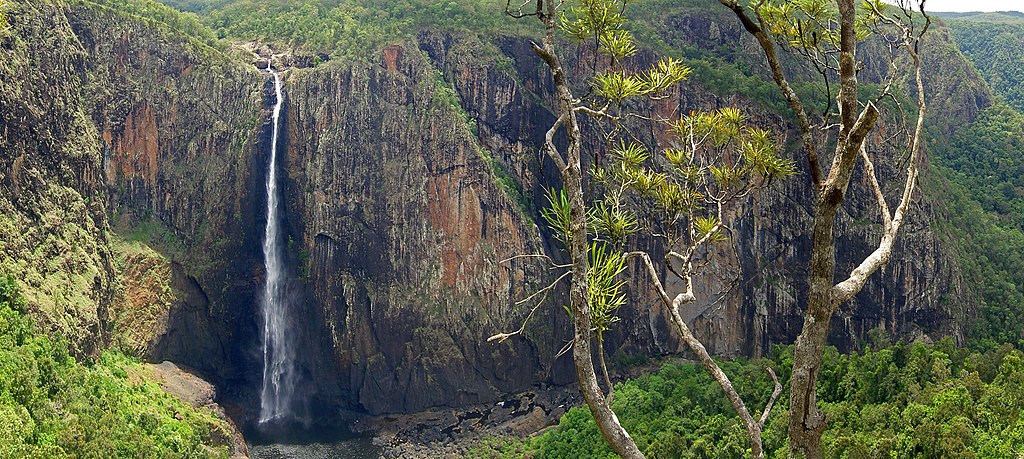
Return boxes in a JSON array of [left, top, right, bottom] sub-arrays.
[[601, 108, 794, 251], [592, 58, 691, 104], [541, 190, 635, 330], [558, 0, 688, 104], [560, 0, 637, 57], [758, 0, 881, 52], [588, 242, 627, 336]]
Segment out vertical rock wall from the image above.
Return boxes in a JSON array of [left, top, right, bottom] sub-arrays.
[[0, 0, 979, 419], [281, 44, 565, 414]]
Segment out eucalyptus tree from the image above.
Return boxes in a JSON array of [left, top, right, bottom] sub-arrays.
[[715, 0, 931, 457], [490, 1, 791, 457], [490, 2, 681, 456]]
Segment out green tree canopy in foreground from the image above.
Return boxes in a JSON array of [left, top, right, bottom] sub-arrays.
[[474, 339, 1024, 458]]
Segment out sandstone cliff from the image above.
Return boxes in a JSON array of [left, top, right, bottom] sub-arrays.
[[0, 0, 983, 423]]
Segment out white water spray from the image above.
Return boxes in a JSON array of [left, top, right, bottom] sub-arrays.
[[259, 65, 295, 424]]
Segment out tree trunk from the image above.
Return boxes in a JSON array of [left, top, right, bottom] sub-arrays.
[[531, 3, 644, 457], [786, 213, 838, 458]]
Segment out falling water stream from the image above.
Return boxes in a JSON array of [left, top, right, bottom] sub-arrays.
[[260, 65, 295, 425], [252, 63, 379, 459]]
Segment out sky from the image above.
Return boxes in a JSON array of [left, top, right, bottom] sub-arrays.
[[890, 0, 1024, 13]]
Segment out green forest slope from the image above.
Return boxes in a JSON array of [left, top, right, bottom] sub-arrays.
[[939, 13, 1024, 112], [0, 277, 235, 458], [929, 15, 1024, 348]]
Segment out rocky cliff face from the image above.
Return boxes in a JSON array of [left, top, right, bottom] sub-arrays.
[[67, 3, 269, 389], [0, 0, 980, 422], [416, 20, 975, 362], [279, 44, 566, 414], [1, 0, 266, 395], [0, 0, 116, 358], [0, 1, 259, 448]]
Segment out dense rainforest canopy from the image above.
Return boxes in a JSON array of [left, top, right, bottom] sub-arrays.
[[474, 338, 1024, 458]]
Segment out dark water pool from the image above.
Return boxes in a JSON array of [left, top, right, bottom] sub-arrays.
[[245, 418, 381, 459], [248, 438, 379, 459]]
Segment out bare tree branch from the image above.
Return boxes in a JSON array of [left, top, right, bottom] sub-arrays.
[[488, 270, 570, 343], [859, 144, 892, 232], [758, 367, 783, 429]]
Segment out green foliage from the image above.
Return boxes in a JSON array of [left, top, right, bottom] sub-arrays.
[[935, 104, 1024, 226], [588, 199, 638, 246], [150, 0, 234, 13], [482, 149, 535, 223], [476, 341, 1024, 458], [0, 275, 230, 458], [170, 0, 528, 61], [76, 0, 224, 50], [758, 0, 883, 50], [559, 0, 645, 61], [540, 189, 631, 353], [945, 19, 1024, 112], [592, 58, 690, 103], [587, 242, 627, 336], [928, 103, 1024, 348], [599, 107, 794, 247], [122, 215, 187, 257], [541, 188, 574, 248], [0, 0, 8, 35], [557, 0, 690, 103]]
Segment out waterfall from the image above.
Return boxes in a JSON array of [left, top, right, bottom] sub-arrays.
[[259, 65, 295, 424]]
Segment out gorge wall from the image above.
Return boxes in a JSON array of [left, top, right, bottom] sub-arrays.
[[0, 0, 981, 420]]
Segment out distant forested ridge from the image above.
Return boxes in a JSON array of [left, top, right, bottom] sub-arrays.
[[929, 13, 1024, 349], [939, 12, 1024, 113]]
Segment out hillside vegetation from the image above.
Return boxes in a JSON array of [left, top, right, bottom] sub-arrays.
[[929, 18, 1024, 348], [941, 14, 1024, 112], [0, 276, 233, 458]]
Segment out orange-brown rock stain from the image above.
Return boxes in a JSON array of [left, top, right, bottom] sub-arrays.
[[426, 170, 484, 288], [383, 45, 402, 72], [104, 103, 161, 187], [652, 88, 681, 147]]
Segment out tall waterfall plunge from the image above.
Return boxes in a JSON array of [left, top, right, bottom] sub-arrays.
[[259, 66, 296, 424]]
